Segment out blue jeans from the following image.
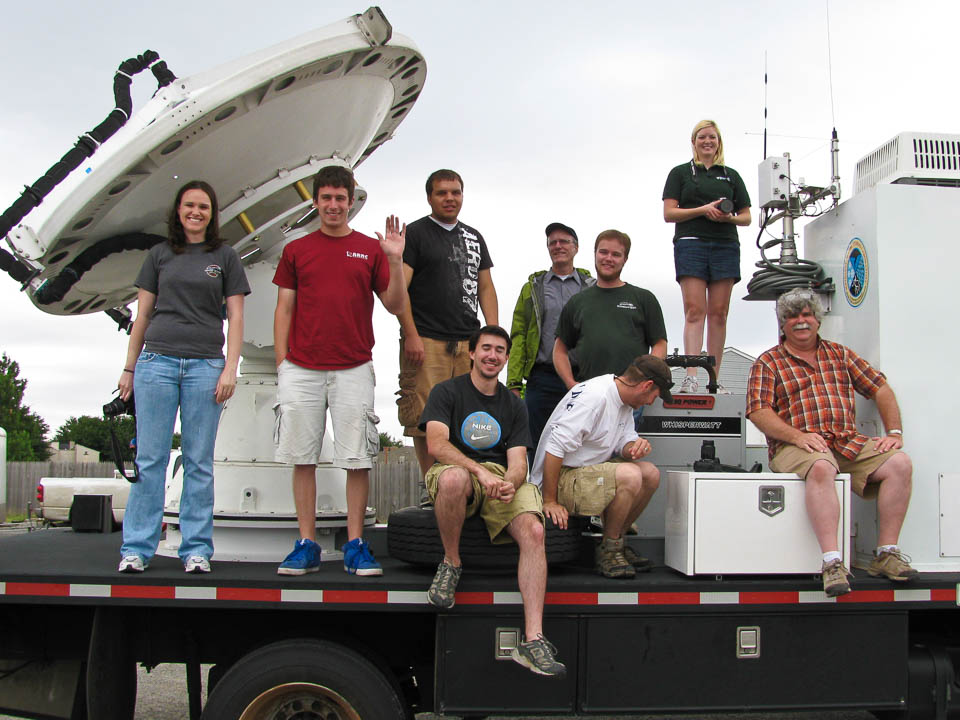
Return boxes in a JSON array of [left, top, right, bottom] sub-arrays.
[[524, 365, 568, 464], [121, 352, 224, 563]]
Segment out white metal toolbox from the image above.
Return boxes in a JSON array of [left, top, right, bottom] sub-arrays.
[[665, 471, 851, 576]]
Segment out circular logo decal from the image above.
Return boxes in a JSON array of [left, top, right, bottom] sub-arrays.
[[843, 237, 868, 308], [460, 411, 501, 451]]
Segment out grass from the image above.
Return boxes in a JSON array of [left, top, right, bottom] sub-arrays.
[[2, 513, 28, 523]]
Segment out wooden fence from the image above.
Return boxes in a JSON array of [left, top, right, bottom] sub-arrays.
[[4, 450, 422, 523], [4, 462, 118, 519], [370, 446, 423, 522]]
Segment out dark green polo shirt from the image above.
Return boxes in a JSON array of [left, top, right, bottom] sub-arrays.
[[662, 161, 750, 242]]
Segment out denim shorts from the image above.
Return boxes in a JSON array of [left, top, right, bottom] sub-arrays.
[[674, 237, 741, 284]]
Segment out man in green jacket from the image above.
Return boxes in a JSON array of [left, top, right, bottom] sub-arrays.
[[508, 222, 594, 459]]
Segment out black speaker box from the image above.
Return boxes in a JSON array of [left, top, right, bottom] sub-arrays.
[[70, 495, 114, 533]]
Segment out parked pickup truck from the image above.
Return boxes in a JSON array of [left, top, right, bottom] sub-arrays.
[[36, 452, 182, 526]]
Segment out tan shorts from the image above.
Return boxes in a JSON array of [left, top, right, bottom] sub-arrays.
[[425, 461, 544, 544], [397, 335, 472, 437], [770, 438, 904, 499], [557, 462, 622, 516]]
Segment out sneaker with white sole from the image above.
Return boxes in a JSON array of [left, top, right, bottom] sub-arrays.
[[679, 376, 699, 393], [118, 555, 146, 573], [277, 538, 321, 576], [511, 634, 567, 677], [342, 537, 383, 576], [184, 556, 211, 573]]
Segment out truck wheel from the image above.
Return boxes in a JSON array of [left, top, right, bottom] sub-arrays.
[[387, 506, 586, 568], [200, 639, 409, 720]]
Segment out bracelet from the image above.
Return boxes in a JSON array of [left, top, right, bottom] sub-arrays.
[[887, 429, 903, 437], [123, 368, 134, 374]]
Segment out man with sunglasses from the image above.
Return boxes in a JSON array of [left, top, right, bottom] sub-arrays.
[[530, 355, 673, 579]]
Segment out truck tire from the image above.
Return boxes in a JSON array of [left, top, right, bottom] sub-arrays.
[[200, 638, 409, 720], [387, 506, 586, 568]]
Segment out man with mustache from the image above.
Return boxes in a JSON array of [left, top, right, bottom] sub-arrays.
[[746, 288, 915, 597], [396, 170, 498, 478], [553, 230, 667, 389]]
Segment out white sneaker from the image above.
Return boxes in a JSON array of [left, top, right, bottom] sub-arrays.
[[118, 555, 145, 573], [679, 376, 699, 393], [184, 556, 211, 573]]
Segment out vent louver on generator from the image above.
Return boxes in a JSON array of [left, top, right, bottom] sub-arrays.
[[854, 132, 960, 194]]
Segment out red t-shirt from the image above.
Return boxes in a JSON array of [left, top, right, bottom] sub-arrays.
[[273, 229, 390, 370]]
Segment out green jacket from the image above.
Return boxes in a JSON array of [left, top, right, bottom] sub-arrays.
[[507, 267, 594, 392]]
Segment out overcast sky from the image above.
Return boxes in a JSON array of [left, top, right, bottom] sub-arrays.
[[1, 0, 955, 443]]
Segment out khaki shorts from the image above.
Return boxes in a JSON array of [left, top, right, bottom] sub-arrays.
[[557, 462, 622, 516], [425, 461, 544, 544], [397, 335, 472, 437], [274, 360, 379, 469], [770, 438, 904, 499]]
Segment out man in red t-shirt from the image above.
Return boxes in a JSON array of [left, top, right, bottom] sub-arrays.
[[272, 165, 406, 577]]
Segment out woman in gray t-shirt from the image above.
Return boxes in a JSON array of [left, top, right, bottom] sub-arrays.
[[116, 180, 250, 574]]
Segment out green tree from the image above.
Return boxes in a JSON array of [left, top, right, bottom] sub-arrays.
[[0, 353, 50, 461], [378, 431, 403, 449], [54, 415, 136, 462]]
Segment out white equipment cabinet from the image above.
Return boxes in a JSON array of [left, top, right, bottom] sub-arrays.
[[665, 471, 850, 575]]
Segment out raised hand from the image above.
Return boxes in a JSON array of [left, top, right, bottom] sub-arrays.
[[376, 214, 406, 259]]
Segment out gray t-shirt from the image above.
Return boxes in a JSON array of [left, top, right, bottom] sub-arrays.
[[136, 242, 250, 359]]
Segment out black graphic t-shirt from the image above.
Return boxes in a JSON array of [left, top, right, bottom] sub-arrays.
[[418, 373, 531, 463], [402, 216, 494, 341]]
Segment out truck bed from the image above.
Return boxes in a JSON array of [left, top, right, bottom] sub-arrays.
[[2, 527, 957, 614]]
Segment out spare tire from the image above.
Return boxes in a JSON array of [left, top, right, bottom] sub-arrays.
[[387, 506, 586, 568]]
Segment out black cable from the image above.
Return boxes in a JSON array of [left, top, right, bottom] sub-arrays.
[[0, 51, 175, 286], [34, 232, 164, 305]]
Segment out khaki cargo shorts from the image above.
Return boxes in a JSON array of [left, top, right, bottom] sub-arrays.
[[397, 335, 472, 437], [770, 438, 904, 499], [557, 461, 622, 516], [425, 461, 544, 544]]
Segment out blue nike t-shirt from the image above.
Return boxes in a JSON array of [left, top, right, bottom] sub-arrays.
[[419, 373, 531, 463]]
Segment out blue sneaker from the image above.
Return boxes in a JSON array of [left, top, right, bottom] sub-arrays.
[[277, 538, 320, 576], [342, 537, 383, 576]]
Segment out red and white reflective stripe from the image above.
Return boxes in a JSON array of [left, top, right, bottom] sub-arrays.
[[0, 582, 957, 606]]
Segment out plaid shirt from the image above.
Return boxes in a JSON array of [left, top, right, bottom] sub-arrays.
[[746, 338, 886, 461]]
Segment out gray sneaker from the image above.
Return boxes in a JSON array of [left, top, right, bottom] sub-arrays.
[[428, 561, 462, 608], [511, 634, 567, 677], [821, 558, 852, 597]]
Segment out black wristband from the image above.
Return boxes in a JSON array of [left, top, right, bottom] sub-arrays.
[[123, 368, 134, 374]]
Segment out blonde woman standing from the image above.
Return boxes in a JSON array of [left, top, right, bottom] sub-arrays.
[[663, 120, 751, 392]]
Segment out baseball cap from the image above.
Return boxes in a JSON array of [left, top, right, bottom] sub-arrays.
[[545, 222, 578, 244], [630, 355, 674, 402]]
